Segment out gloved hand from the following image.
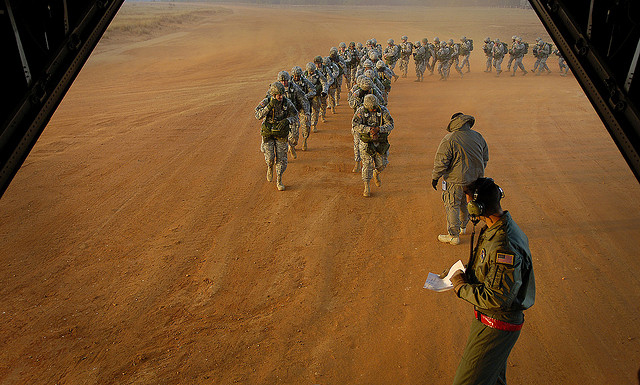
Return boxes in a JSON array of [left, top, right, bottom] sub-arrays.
[[268, 97, 278, 109], [450, 270, 467, 294], [432, 179, 438, 190], [438, 267, 450, 279]]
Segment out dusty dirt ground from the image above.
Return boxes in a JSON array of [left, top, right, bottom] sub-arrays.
[[1, 4, 639, 384]]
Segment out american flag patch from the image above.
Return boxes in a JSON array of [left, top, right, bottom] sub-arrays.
[[496, 253, 514, 265]]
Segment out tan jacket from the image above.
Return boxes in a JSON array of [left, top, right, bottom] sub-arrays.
[[432, 114, 488, 185]]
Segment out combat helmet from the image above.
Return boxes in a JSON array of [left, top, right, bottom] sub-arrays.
[[371, 38, 378, 46], [291, 66, 303, 78], [363, 59, 374, 68], [495, 38, 501, 43], [269, 82, 285, 96], [422, 37, 428, 44], [323, 56, 331, 66], [339, 42, 347, 49], [364, 69, 375, 79], [359, 77, 373, 91], [363, 94, 378, 110], [516, 36, 522, 42], [349, 41, 356, 48], [375, 60, 385, 70], [512, 35, 517, 41], [434, 37, 440, 43], [387, 38, 394, 45], [314, 55, 323, 64], [401, 35, 408, 41], [448, 39, 454, 45], [415, 41, 421, 47], [277, 70, 290, 82], [356, 42, 363, 49], [484, 37, 491, 43], [461, 36, 466, 41], [305, 62, 316, 73], [329, 47, 338, 57], [368, 51, 379, 61]]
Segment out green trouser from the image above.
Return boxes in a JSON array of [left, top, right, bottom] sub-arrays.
[[452, 319, 521, 385]]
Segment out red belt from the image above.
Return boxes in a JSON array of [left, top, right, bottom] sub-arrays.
[[474, 310, 523, 332]]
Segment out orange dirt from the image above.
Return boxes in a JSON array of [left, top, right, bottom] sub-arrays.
[[1, 4, 639, 384]]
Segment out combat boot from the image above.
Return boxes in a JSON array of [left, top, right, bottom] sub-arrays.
[[266, 164, 273, 182], [276, 174, 285, 191], [438, 234, 460, 245], [289, 145, 297, 159], [302, 138, 307, 151], [373, 169, 381, 187], [352, 161, 360, 173], [363, 181, 371, 197]]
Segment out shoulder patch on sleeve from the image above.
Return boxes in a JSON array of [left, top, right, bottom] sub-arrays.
[[496, 253, 514, 265]]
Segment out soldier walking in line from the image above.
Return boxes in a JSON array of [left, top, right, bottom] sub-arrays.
[[492, 38, 506, 76], [303, 61, 328, 134], [459, 36, 473, 73], [413, 40, 428, 82], [255, 82, 298, 191], [432, 113, 488, 245], [511, 37, 528, 76], [329, 47, 347, 106], [506, 36, 517, 71], [324, 56, 340, 116], [383, 38, 401, 70], [272, 70, 306, 159], [352, 94, 394, 197], [399, 35, 414, 78], [347, 42, 361, 88], [436, 40, 452, 80], [313, 55, 334, 123], [482, 37, 494, 72], [290, 66, 315, 150], [535, 40, 552, 75], [553, 47, 569, 76], [347, 77, 385, 173], [448, 39, 464, 78], [447, 177, 535, 385]]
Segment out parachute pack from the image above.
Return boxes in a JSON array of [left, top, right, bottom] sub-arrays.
[[468, 39, 474, 51], [524, 42, 529, 54]]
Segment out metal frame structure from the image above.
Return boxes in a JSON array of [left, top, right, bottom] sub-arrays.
[[0, 0, 124, 197], [529, 0, 640, 182]]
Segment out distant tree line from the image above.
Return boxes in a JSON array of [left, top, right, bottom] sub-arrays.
[[132, 0, 531, 7]]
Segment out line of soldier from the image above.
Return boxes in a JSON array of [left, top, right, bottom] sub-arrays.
[[482, 36, 570, 76]]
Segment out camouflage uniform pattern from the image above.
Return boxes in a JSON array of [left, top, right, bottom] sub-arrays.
[[255, 95, 298, 182], [399, 38, 414, 77], [483, 39, 494, 72], [352, 104, 394, 182], [290, 68, 315, 142], [492, 40, 506, 75], [413, 42, 428, 81], [459, 38, 472, 73], [304, 65, 329, 130]]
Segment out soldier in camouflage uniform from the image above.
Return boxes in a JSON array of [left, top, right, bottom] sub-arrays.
[[352, 94, 394, 197], [347, 77, 385, 173], [448, 39, 464, 78], [255, 82, 298, 191], [399, 35, 414, 78], [338, 42, 353, 89], [436, 41, 452, 81], [430, 37, 441, 75], [459, 36, 473, 73], [329, 46, 347, 106], [432, 113, 488, 245], [482, 37, 494, 72], [535, 40, 552, 75], [376, 60, 395, 95], [492, 38, 506, 76], [511, 37, 528, 76], [313, 55, 334, 123], [531, 37, 542, 72], [272, 70, 306, 159], [448, 177, 535, 385], [364, 68, 387, 104], [553, 47, 569, 76], [506, 36, 517, 71], [324, 56, 340, 115], [347, 42, 361, 88], [383, 38, 401, 70], [413, 40, 428, 82], [304, 61, 328, 134], [290, 66, 315, 150]]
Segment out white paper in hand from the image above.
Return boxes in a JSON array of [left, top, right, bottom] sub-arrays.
[[423, 260, 466, 292]]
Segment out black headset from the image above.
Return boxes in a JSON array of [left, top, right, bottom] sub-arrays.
[[467, 178, 505, 219]]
